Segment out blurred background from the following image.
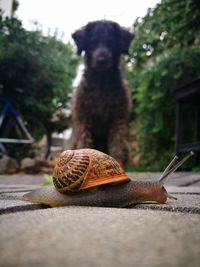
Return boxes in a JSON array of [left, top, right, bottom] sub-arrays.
[[0, 0, 200, 173]]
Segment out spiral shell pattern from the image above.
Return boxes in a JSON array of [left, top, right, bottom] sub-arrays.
[[53, 149, 130, 193]]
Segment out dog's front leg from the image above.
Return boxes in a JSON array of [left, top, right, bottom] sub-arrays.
[[71, 123, 94, 149], [107, 123, 130, 166]]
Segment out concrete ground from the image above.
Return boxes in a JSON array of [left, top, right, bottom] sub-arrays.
[[0, 172, 200, 267]]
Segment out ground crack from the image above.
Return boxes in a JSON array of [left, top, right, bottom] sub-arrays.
[[180, 178, 200, 187]]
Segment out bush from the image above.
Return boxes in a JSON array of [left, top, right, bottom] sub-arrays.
[[0, 13, 79, 132], [126, 0, 200, 169]]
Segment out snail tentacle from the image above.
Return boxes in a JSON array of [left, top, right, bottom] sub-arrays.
[[159, 151, 194, 185]]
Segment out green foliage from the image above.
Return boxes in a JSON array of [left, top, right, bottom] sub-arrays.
[[127, 0, 200, 168], [0, 13, 79, 133], [130, 0, 200, 68]]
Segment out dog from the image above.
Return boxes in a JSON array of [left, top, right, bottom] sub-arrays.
[[71, 20, 134, 166]]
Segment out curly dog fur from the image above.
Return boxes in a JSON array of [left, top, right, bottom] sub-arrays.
[[71, 20, 134, 166]]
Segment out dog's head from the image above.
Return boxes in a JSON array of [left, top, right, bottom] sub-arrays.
[[72, 20, 134, 72]]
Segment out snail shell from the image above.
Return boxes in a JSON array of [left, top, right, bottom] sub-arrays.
[[53, 149, 130, 193]]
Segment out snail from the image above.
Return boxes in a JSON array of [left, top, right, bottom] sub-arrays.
[[22, 149, 194, 208]]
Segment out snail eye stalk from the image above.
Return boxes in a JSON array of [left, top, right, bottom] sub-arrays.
[[159, 151, 194, 185]]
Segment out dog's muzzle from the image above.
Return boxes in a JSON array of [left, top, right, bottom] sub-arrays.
[[92, 46, 112, 71]]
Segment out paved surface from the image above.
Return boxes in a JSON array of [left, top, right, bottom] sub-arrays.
[[0, 172, 200, 267]]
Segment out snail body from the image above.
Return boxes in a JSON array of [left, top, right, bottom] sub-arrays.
[[22, 149, 193, 208]]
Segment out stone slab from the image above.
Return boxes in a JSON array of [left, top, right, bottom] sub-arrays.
[[132, 194, 200, 214], [0, 207, 199, 267], [128, 172, 200, 186], [194, 181, 200, 186], [0, 187, 44, 214], [1, 172, 200, 186], [0, 174, 45, 185], [0, 173, 200, 267], [0, 184, 40, 193]]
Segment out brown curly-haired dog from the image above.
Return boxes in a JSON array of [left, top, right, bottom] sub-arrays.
[[71, 20, 134, 166]]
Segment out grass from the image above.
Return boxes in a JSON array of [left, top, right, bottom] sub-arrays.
[[41, 174, 53, 186]]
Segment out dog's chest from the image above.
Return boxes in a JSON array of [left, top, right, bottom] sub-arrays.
[[84, 87, 120, 120]]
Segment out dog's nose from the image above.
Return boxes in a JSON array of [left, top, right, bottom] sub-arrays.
[[97, 56, 107, 65]]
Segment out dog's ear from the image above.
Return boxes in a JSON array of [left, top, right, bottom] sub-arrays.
[[120, 27, 134, 54], [72, 27, 86, 55]]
